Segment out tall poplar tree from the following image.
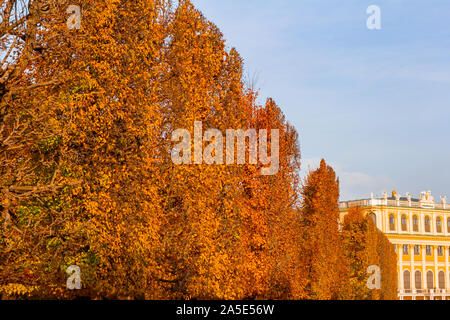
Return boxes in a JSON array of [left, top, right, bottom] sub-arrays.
[[300, 159, 349, 299], [342, 206, 398, 300]]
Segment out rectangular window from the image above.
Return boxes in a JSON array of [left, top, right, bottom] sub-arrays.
[[389, 215, 396, 231], [438, 246, 444, 256], [401, 216, 407, 231], [414, 245, 420, 255], [403, 244, 409, 255], [426, 245, 432, 256]]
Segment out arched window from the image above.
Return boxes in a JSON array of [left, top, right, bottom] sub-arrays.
[[439, 271, 445, 289], [427, 271, 434, 289], [415, 271, 422, 290], [401, 215, 407, 231], [369, 212, 376, 225], [436, 217, 442, 233], [403, 270, 411, 290], [413, 215, 419, 232], [425, 216, 431, 233], [389, 214, 395, 231]]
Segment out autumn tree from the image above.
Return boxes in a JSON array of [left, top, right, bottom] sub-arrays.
[[233, 97, 303, 299], [342, 206, 397, 300], [341, 206, 379, 299], [1, 0, 173, 298], [0, 0, 72, 207], [0, 0, 90, 298], [47, 0, 173, 299], [376, 227, 397, 300], [0, 0, 396, 300], [155, 1, 249, 299], [300, 159, 349, 299]]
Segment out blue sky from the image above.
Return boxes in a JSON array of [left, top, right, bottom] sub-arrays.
[[191, 0, 450, 201]]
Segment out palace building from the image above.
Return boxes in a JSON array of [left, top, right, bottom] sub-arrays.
[[339, 191, 450, 300]]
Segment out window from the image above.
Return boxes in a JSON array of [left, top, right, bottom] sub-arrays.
[[437, 217, 442, 233], [425, 216, 431, 233], [439, 271, 445, 289], [438, 246, 444, 256], [369, 212, 376, 225], [413, 215, 419, 232], [402, 244, 409, 255], [427, 271, 434, 289], [448, 218, 450, 233], [415, 271, 422, 290], [414, 245, 421, 256], [404, 270, 411, 290], [401, 215, 407, 231], [389, 214, 395, 231], [426, 245, 432, 256]]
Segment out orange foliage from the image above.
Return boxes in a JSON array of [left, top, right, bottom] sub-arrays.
[[341, 206, 397, 300], [300, 159, 348, 299], [0, 0, 397, 300]]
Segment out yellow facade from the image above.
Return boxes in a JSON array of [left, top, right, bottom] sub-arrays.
[[339, 191, 450, 300]]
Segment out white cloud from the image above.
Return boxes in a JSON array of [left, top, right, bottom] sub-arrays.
[[300, 158, 395, 201]]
